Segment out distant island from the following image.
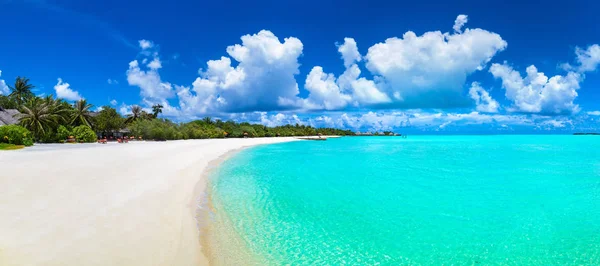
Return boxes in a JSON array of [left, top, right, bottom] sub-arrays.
[[573, 133, 600, 135]]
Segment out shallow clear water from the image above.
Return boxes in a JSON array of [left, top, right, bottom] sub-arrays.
[[210, 136, 600, 265]]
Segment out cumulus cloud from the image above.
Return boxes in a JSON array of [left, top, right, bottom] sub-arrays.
[[110, 99, 118, 106], [575, 44, 600, 72], [0, 71, 9, 95], [179, 30, 303, 113], [300, 39, 390, 110], [139, 39, 154, 50], [490, 44, 599, 115], [107, 78, 119, 85], [490, 63, 582, 115], [54, 78, 83, 101], [299, 15, 505, 111], [337, 38, 361, 68], [468, 82, 499, 113], [364, 14, 507, 108], [453, 15, 468, 33], [127, 59, 174, 101], [147, 58, 162, 70], [302, 66, 351, 110], [123, 25, 599, 128]]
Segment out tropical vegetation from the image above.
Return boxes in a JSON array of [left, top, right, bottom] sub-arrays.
[[0, 76, 355, 146], [0, 124, 34, 146]]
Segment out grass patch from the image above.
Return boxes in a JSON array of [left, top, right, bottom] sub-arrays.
[[0, 143, 26, 150]]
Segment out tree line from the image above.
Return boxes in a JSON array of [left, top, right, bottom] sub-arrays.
[[0, 77, 354, 144]]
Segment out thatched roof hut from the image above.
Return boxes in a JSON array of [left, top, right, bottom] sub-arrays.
[[0, 108, 20, 126]]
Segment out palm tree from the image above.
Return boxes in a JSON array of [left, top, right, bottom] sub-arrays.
[[17, 97, 60, 140], [9, 77, 35, 106], [125, 105, 143, 124], [71, 99, 94, 127], [43, 95, 71, 125], [202, 117, 213, 125], [152, 104, 163, 118]]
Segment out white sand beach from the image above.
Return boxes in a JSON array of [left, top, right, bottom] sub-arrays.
[[0, 138, 296, 266]]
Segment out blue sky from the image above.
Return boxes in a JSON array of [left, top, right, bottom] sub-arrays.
[[1, 0, 599, 133]]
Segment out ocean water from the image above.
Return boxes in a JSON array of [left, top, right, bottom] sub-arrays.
[[208, 136, 600, 265]]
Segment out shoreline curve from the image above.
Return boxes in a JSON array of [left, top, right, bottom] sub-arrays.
[[0, 138, 297, 266]]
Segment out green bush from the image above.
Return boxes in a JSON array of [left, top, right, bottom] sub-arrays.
[[72, 125, 97, 143], [0, 125, 34, 146], [57, 125, 71, 141]]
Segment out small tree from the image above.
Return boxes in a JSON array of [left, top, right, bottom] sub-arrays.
[[152, 104, 163, 118], [94, 106, 124, 136], [8, 77, 35, 106]]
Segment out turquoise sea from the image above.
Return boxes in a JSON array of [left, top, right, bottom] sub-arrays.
[[209, 136, 600, 265]]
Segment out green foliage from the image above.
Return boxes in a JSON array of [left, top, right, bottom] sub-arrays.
[[8, 77, 35, 106], [152, 104, 163, 118], [128, 116, 353, 141], [94, 106, 124, 134], [57, 125, 71, 141], [129, 119, 180, 140], [2, 77, 354, 144], [18, 97, 63, 140], [0, 95, 18, 109], [71, 99, 94, 127], [0, 125, 34, 146], [72, 125, 97, 143]]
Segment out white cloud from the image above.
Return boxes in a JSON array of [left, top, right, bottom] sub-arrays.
[[301, 111, 537, 132], [468, 82, 499, 113], [139, 39, 154, 50], [364, 14, 507, 108], [147, 58, 162, 70], [337, 38, 361, 68], [299, 16, 504, 111], [0, 71, 9, 95], [489, 44, 600, 115], [127, 60, 174, 101], [341, 65, 391, 105], [118, 103, 130, 115], [302, 66, 351, 110], [575, 44, 600, 72], [54, 78, 83, 101], [453, 15, 468, 33], [110, 99, 118, 106], [299, 39, 390, 110], [107, 78, 118, 85], [182, 30, 303, 113], [587, 111, 600, 116], [490, 63, 581, 114]]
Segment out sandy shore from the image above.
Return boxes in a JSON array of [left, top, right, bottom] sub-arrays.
[[0, 138, 297, 266]]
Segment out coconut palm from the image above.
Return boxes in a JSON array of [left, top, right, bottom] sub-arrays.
[[71, 99, 94, 127], [202, 117, 213, 125], [152, 104, 163, 118], [43, 95, 71, 124], [9, 77, 35, 106], [125, 105, 143, 124], [17, 97, 60, 140]]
